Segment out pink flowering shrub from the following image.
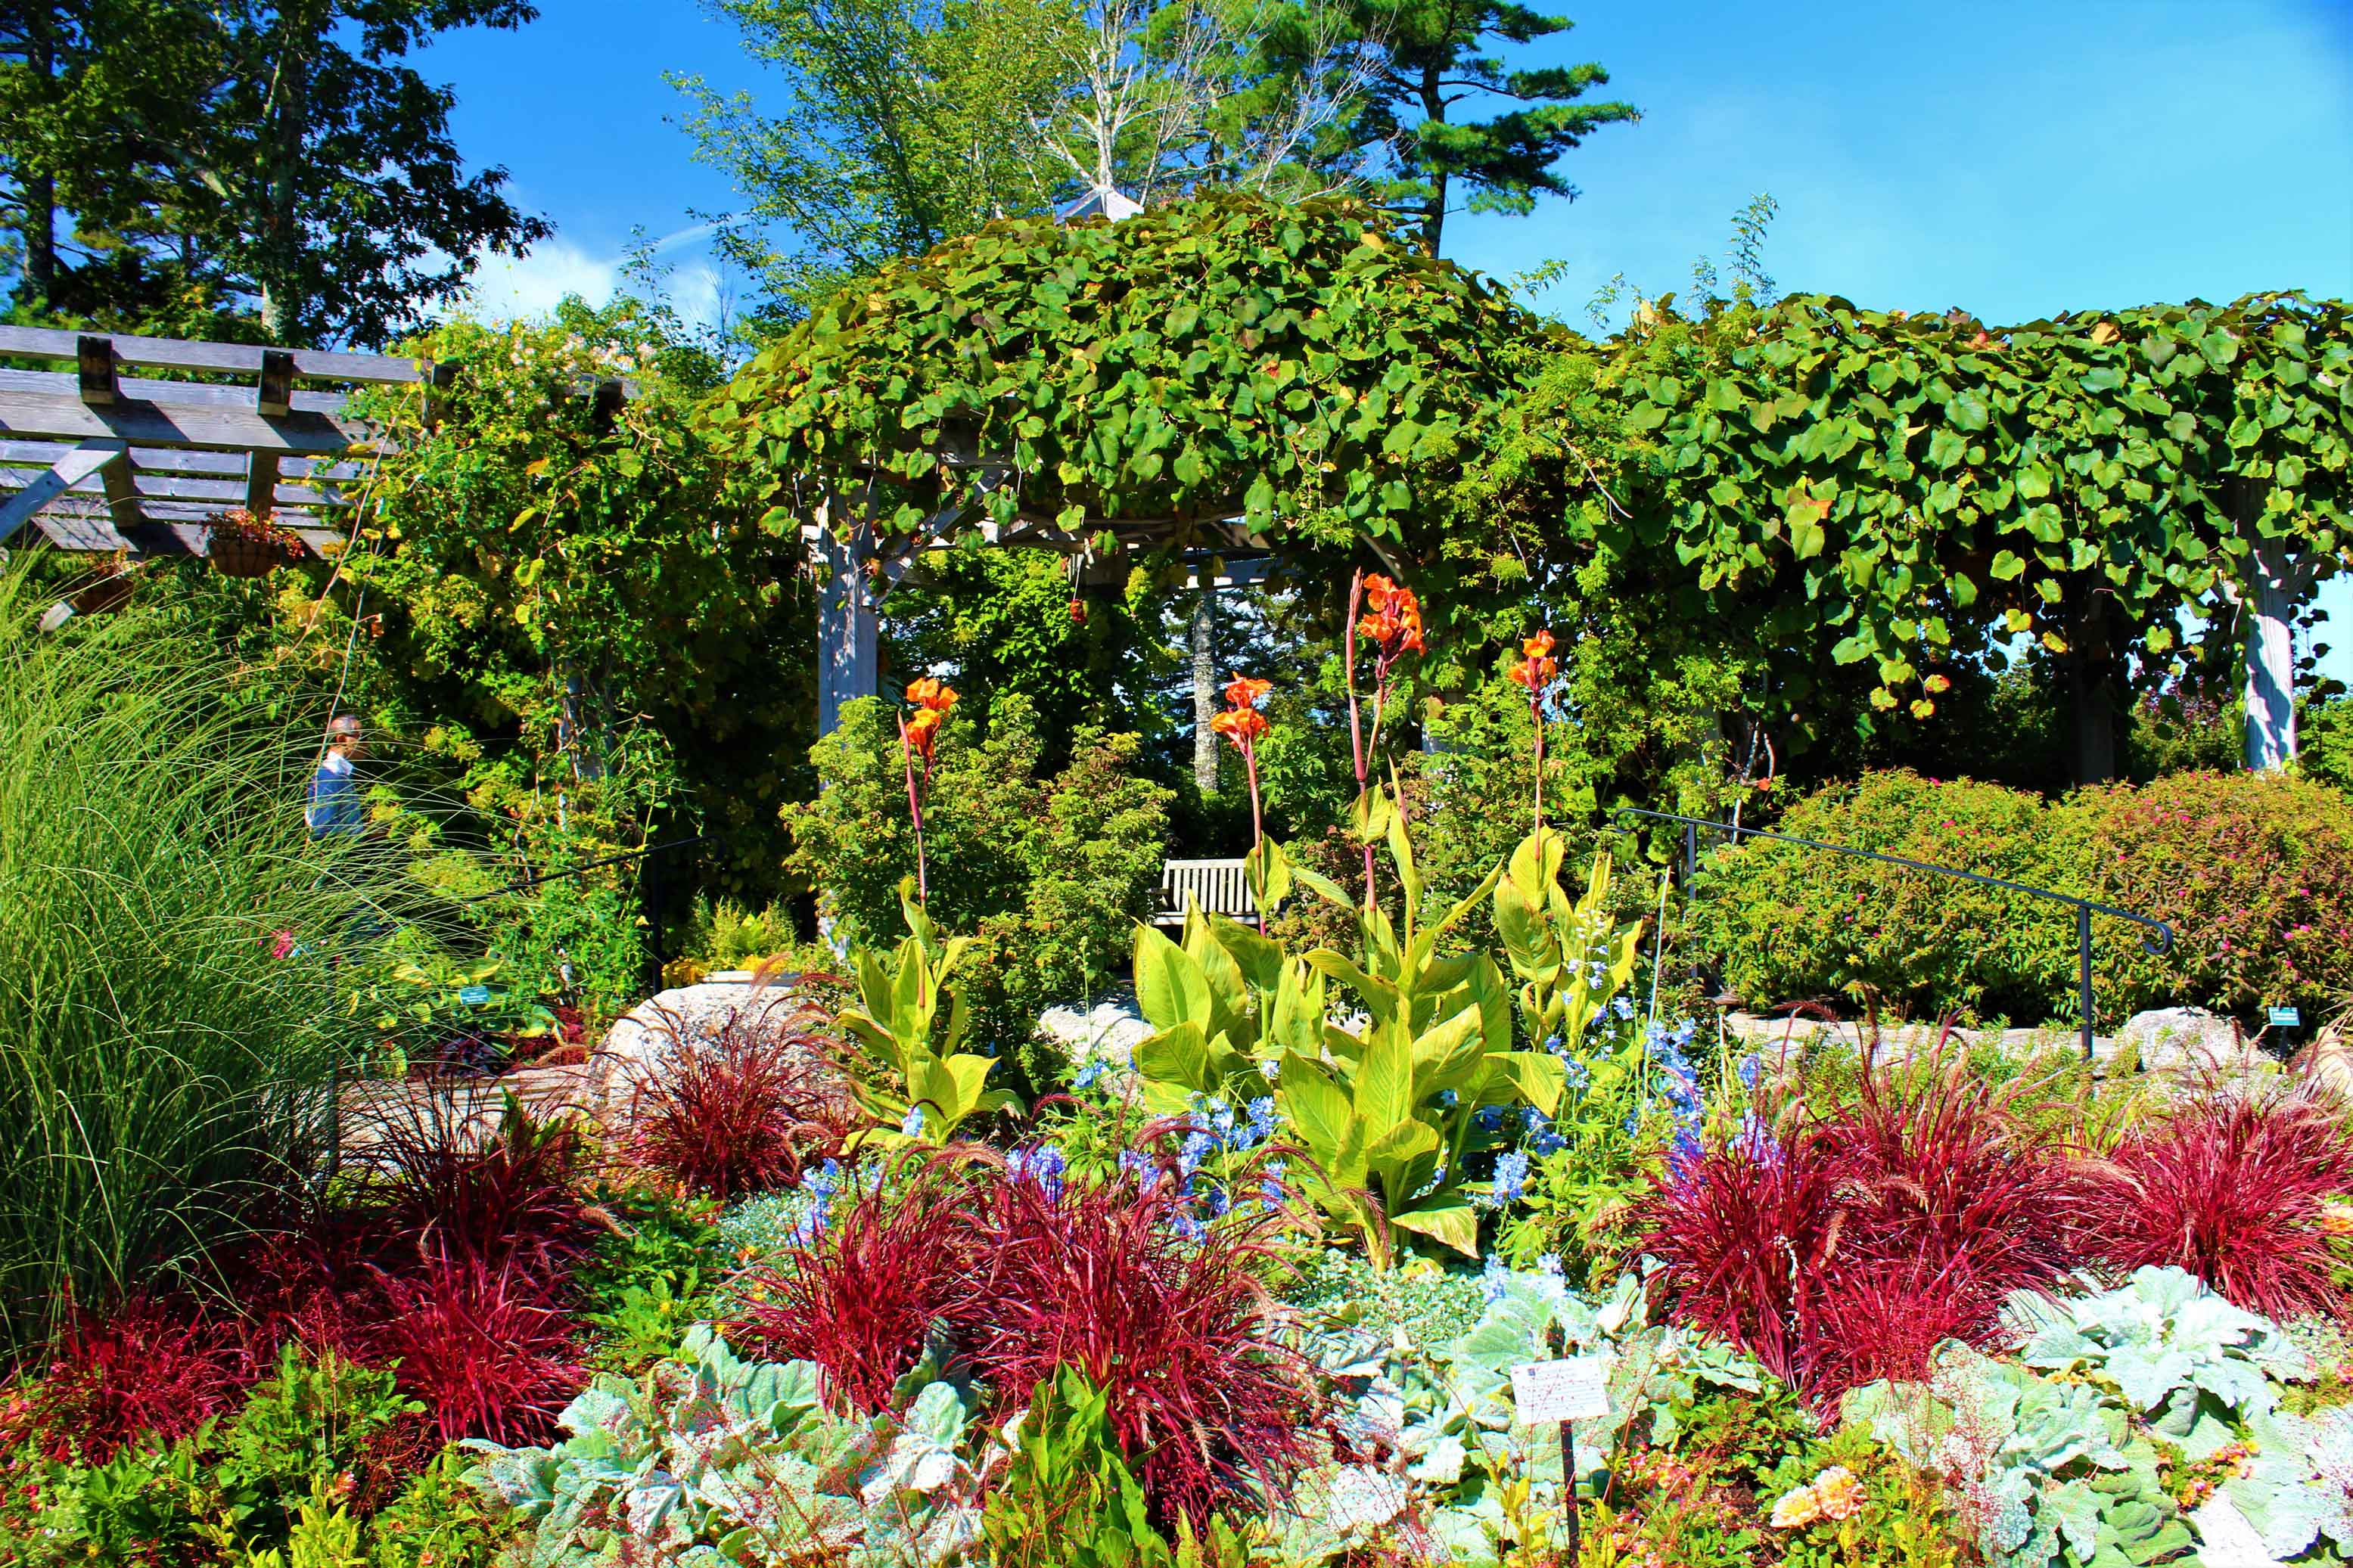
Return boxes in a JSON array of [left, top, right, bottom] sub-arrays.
[[2047, 769, 2353, 1022]]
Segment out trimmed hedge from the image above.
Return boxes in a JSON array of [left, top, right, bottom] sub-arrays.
[[1689, 768, 2353, 1026]]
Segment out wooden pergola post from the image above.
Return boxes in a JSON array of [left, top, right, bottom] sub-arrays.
[[815, 514, 881, 737]]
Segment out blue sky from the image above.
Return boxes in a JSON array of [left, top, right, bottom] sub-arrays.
[[419, 0, 2353, 670]]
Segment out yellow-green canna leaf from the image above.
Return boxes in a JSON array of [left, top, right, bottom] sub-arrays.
[[1133, 921, 1213, 1032], [1390, 1200, 1481, 1257]]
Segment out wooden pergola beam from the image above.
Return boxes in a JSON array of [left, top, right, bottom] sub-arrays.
[[0, 441, 126, 546], [0, 324, 424, 386], [0, 461, 351, 511], [0, 387, 362, 455]]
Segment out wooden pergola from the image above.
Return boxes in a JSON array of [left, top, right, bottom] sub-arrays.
[[0, 324, 429, 560]]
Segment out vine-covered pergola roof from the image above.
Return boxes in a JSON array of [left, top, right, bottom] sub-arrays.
[[703, 191, 1549, 580]]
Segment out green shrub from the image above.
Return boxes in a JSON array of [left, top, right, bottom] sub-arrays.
[[671, 893, 795, 970], [0, 567, 389, 1350], [785, 694, 1171, 1078], [1686, 770, 2062, 1023], [364, 1448, 508, 1568], [2046, 768, 2353, 1020], [1689, 767, 2353, 1026]]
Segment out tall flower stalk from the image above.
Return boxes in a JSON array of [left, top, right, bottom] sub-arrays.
[[1209, 676, 1271, 933], [1507, 631, 1558, 835], [1344, 570, 1425, 910], [898, 678, 958, 903]]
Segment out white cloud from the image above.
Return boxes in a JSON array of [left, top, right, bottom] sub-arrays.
[[462, 238, 622, 321], [458, 223, 733, 331]]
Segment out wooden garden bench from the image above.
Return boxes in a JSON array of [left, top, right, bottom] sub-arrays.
[[1156, 858, 1255, 927]]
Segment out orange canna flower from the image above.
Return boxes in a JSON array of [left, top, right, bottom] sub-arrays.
[[903, 706, 945, 762], [2323, 1202, 2353, 1237], [1358, 576, 1425, 657], [906, 676, 959, 713], [1509, 629, 1558, 691], [1209, 706, 1269, 745], [1223, 675, 1273, 710]]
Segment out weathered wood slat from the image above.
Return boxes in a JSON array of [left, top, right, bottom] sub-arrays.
[[0, 324, 422, 385], [35, 508, 337, 556], [0, 366, 352, 417], [0, 442, 126, 546], [0, 387, 364, 455], [0, 464, 350, 508], [0, 441, 367, 480]]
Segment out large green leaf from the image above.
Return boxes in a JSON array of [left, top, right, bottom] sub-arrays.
[[1134, 1020, 1212, 1098], [1390, 1200, 1480, 1257], [1133, 921, 1212, 1032]]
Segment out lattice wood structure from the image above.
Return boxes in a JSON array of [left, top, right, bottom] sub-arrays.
[[0, 325, 431, 561]]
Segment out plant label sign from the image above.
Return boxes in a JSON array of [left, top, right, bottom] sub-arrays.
[[458, 985, 492, 1006], [1510, 1355, 1612, 1425], [2268, 1004, 2301, 1029]]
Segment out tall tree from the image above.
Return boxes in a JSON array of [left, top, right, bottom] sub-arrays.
[[673, 0, 1079, 324], [1305, 0, 1637, 256], [2, 0, 547, 346]]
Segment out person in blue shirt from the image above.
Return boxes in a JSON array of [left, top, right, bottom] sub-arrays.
[[307, 713, 367, 838]]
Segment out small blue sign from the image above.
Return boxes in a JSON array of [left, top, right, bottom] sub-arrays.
[[2268, 1004, 2302, 1029], [458, 985, 493, 1006]]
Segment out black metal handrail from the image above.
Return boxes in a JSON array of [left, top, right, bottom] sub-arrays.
[[458, 833, 712, 903], [1612, 806, 2173, 1061]]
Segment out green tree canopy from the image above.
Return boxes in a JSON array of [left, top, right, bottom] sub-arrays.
[[1320, 0, 1637, 255], [672, 0, 1077, 323], [2, 0, 546, 344]]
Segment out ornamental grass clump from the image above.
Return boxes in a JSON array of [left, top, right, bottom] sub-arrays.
[[19, 1293, 250, 1463], [622, 1001, 851, 1200], [2076, 1078, 2353, 1321], [728, 1147, 1313, 1530], [1638, 1054, 2087, 1402], [359, 1251, 584, 1448], [0, 566, 388, 1353], [947, 1145, 1315, 1531], [730, 1156, 970, 1414]]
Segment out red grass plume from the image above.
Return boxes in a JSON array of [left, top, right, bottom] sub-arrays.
[[2078, 1078, 2353, 1322], [1638, 1057, 2087, 1402], [623, 1003, 852, 1200], [944, 1151, 1315, 1531], [1811, 1061, 2084, 1315], [357, 1252, 584, 1447], [17, 1294, 249, 1463], [730, 1156, 968, 1414], [356, 1093, 592, 1275]]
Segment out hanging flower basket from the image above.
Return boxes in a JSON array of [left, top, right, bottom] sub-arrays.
[[207, 508, 306, 578]]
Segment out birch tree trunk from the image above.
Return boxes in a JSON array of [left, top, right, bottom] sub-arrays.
[[816, 517, 880, 740]]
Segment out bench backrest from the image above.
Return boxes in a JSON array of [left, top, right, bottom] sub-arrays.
[[1158, 858, 1255, 925]]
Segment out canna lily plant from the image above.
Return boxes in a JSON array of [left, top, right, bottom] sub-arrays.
[[1129, 903, 1329, 1114], [1492, 833, 1646, 1058], [1280, 791, 1568, 1266], [1207, 674, 1278, 933], [1344, 572, 1425, 908], [1506, 631, 1558, 834], [898, 677, 957, 902], [836, 882, 1019, 1145]]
